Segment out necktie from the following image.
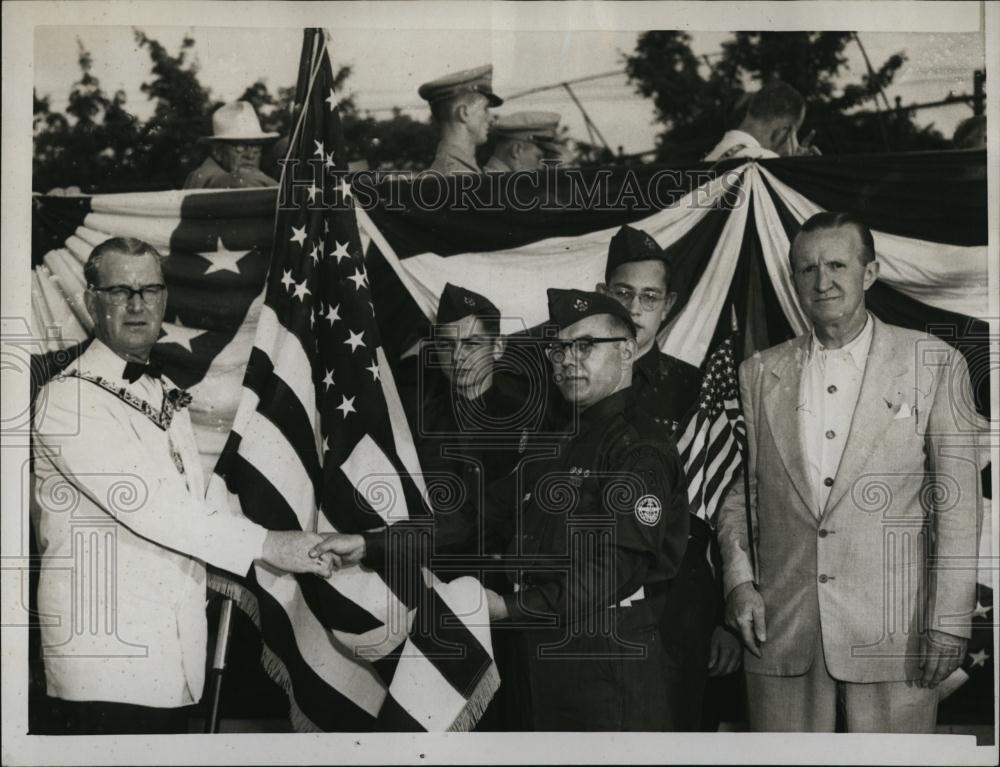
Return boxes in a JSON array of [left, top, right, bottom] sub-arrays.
[[122, 359, 163, 383]]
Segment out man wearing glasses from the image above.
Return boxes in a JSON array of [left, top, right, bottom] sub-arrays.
[[31, 237, 332, 733], [313, 288, 688, 730], [599, 224, 740, 731], [183, 101, 280, 190]]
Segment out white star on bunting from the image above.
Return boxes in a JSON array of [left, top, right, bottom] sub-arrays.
[[365, 359, 381, 382], [290, 225, 308, 246], [159, 318, 207, 353], [307, 182, 320, 204], [313, 140, 326, 158], [325, 303, 341, 326], [325, 88, 340, 112], [280, 269, 296, 292], [340, 178, 353, 200], [324, 151, 336, 171], [969, 649, 990, 668], [198, 245, 251, 275], [348, 267, 367, 291], [322, 369, 335, 391], [972, 601, 992, 619]]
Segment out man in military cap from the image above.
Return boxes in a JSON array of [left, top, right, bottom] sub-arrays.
[[183, 101, 280, 189], [483, 111, 563, 173], [418, 64, 504, 174], [313, 289, 688, 731], [598, 223, 741, 731]]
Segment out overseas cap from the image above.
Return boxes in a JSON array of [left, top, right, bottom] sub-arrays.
[[605, 225, 668, 283], [418, 64, 504, 107], [436, 283, 501, 325], [546, 288, 637, 335]]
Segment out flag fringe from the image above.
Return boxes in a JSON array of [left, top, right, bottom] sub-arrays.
[[207, 572, 322, 733], [447, 662, 501, 733]]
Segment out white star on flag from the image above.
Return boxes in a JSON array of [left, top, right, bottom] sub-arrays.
[[198, 245, 251, 275], [340, 178, 353, 200], [365, 359, 381, 381], [330, 241, 351, 262], [280, 269, 295, 292], [325, 303, 341, 325], [325, 88, 340, 111], [309, 242, 323, 264], [307, 182, 320, 204], [344, 329, 366, 352], [322, 368, 335, 391], [159, 318, 207, 353], [292, 281, 312, 302], [972, 601, 992, 619], [336, 394, 356, 418], [969, 649, 989, 668], [290, 225, 308, 246], [348, 267, 367, 290], [324, 151, 336, 171], [314, 140, 326, 158]]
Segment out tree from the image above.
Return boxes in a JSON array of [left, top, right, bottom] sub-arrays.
[[625, 31, 948, 163]]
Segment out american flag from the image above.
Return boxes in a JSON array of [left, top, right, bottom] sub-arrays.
[[675, 334, 746, 525], [209, 28, 497, 732]]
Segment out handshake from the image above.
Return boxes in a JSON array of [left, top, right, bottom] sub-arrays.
[[260, 530, 367, 577]]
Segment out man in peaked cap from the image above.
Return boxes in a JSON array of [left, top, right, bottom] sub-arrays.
[[313, 288, 689, 730], [483, 111, 563, 173], [598, 224, 739, 731], [419, 64, 503, 174], [184, 101, 280, 189]]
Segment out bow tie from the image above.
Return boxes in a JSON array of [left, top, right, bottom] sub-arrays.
[[122, 359, 163, 383]]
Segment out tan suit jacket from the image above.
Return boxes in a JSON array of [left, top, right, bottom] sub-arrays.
[[716, 317, 980, 682]]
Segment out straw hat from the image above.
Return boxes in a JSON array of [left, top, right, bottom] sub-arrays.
[[199, 101, 279, 143]]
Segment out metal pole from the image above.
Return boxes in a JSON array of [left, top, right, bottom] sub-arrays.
[[204, 598, 235, 734], [562, 83, 612, 155]]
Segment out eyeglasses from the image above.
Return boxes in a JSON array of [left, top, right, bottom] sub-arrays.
[[90, 283, 167, 306], [544, 337, 628, 362], [607, 287, 666, 312]]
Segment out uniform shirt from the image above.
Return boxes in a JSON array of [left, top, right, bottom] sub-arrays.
[[631, 347, 703, 437], [483, 156, 513, 173], [183, 155, 278, 190], [32, 339, 267, 706], [704, 129, 779, 162], [799, 313, 874, 514], [427, 139, 481, 174]]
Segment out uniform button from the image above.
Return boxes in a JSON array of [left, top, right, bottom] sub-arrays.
[[818, 574, 828, 584], [823, 477, 834, 487], [825, 430, 836, 440], [827, 385, 838, 394], [818, 529, 828, 538]]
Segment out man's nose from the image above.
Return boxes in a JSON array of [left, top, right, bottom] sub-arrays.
[[815, 266, 833, 292], [126, 292, 145, 311]]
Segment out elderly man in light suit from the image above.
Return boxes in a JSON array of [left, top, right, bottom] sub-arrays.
[[716, 211, 980, 733], [32, 237, 332, 734]]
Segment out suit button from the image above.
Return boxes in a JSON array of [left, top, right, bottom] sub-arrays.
[[818, 574, 828, 584], [823, 477, 834, 487], [818, 529, 828, 538], [825, 430, 836, 440], [827, 385, 838, 394]]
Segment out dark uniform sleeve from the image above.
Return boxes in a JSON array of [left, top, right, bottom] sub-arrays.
[[504, 437, 688, 624]]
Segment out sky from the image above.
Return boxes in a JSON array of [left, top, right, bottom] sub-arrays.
[[33, 26, 986, 155]]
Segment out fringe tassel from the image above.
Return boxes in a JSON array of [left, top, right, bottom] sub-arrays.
[[447, 661, 501, 733], [207, 572, 321, 733]]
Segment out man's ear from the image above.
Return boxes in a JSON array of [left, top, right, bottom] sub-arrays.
[[455, 101, 470, 126], [620, 337, 637, 361], [662, 291, 678, 317], [83, 288, 100, 328], [863, 259, 880, 291]]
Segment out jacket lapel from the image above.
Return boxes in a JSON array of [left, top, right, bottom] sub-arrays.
[[761, 335, 815, 513], [822, 318, 906, 517]]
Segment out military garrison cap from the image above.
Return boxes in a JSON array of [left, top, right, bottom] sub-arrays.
[[418, 64, 504, 107], [493, 111, 561, 153], [546, 288, 637, 335], [436, 283, 501, 325], [604, 225, 669, 283]]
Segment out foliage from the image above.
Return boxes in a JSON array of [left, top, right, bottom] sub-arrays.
[[625, 31, 949, 163]]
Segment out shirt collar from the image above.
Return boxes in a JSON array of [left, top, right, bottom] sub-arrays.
[[808, 312, 874, 369], [723, 129, 762, 150], [75, 339, 160, 387], [435, 139, 479, 171]]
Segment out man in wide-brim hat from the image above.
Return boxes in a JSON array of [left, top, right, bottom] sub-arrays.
[[183, 101, 280, 189]]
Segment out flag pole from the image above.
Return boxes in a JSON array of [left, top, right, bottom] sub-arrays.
[[731, 305, 758, 583], [204, 596, 234, 733]]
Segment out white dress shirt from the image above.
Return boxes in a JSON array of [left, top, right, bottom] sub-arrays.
[[704, 129, 780, 162], [799, 314, 874, 515]]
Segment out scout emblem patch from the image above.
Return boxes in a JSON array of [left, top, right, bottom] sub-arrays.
[[573, 298, 589, 312], [635, 494, 662, 526]]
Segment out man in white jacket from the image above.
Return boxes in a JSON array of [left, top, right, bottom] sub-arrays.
[[32, 236, 331, 734]]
